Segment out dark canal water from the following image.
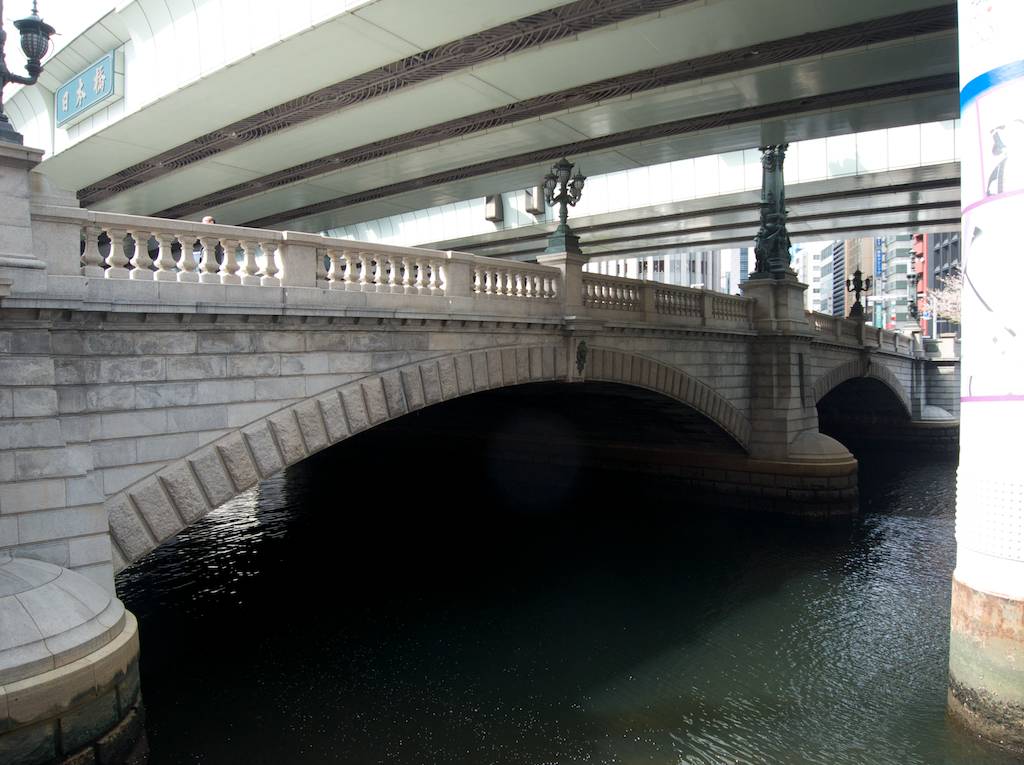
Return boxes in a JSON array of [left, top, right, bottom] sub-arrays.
[[117, 394, 1015, 765]]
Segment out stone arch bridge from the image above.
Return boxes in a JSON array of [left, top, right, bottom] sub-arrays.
[[0, 168, 959, 765], [0, 202, 955, 590]]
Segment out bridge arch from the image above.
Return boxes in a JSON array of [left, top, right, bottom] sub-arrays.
[[105, 344, 750, 570], [812, 357, 912, 417]]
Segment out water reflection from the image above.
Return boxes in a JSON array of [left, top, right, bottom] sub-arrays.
[[117, 443, 1015, 765]]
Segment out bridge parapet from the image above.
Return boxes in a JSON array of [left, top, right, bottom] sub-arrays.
[[805, 310, 919, 357]]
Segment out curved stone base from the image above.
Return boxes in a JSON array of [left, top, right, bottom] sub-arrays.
[[0, 612, 144, 765], [948, 577, 1024, 756]]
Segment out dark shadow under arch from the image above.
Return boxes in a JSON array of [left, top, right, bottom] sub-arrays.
[[106, 344, 750, 569]]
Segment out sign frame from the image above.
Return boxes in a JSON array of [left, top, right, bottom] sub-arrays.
[[54, 49, 124, 129]]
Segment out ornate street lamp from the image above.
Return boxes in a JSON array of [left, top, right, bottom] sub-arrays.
[[846, 268, 873, 319], [751, 144, 794, 279], [543, 157, 586, 255], [0, 0, 56, 144]]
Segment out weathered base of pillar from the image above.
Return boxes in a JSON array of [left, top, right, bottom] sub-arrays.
[[947, 577, 1024, 756], [0, 557, 145, 765], [820, 417, 959, 455]]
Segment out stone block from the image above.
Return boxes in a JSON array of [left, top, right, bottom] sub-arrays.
[[500, 348, 517, 385], [8, 330, 48, 355], [293, 401, 328, 454], [542, 346, 555, 379], [106, 496, 154, 563], [133, 382, 197, 410], [257, 332, 306, 353], [133, 333, 197, 355], [242, 423, 284, 478], [0, 479, 67, 514], [326, 353, 374, 374], [361, 378, 389, 424], [127, 479, 183, 543], [227, 354, 280, 378], [371, 351, 416, 373], [83, 334, 133, 355], [340, 385, 369, 432], [97, 358, 163, 385], [280, 353, 328, 376], [471, 352, 489, 389], [17, 505, 107, 545], [11, 540, 69, 568], [100, 411, 166, 440], [253, 377, 303, 401], [347, 332, 390, 352], [11, 389, 58, 418], [303, 331, 350, 352], [187, 448, 234, 508], [455, 354, 475, 392], [554, 347, 567, 378], [135, 433, 197, 464], [486, 350, 502, 388], [377, 370, 406, 418], [0, 719, 57, 765], [14, 446, 90, 481], [165, 356, 226, 381], [69, 535, 113, 568], [0, 358, 54, 387], [419, 362, 442, 405], [80, 385, 134, 413], [115, 658, 141, 716], [316, 393, 349, 443], [59, 689, 119, 755], [215, 434, 259, 492], [196, 379, 254, 406], [156, 463, 208, 524], [268, 412, 307, 465], [94, 705, 144, 765], [400, 368, 425, 411], [0, 515, 18, 546], [196, 331, 254, 354], [514, 347, 530, 382], [437, 357, 459, 399]]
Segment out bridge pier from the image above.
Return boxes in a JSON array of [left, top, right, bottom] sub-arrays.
[[740, 274, 859, 515]]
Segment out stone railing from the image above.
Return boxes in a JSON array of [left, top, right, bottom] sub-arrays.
[[579, 275, 753, 330], [24, 206, 566, 318], [19, 205, 754, 332], [582, 274, 642, 311], [805, 310, 918, 356]]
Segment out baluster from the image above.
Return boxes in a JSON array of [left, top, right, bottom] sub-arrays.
[[428, 259, 442, 295], [259, 241, 280, 286], [389, 254, 404, 294], [104, 228, 130, 279], [358, 252, 372, 291], [327, 249, 344, 290], [415, 258, 428, 294], [198, 237, 220, 283], [81, 225, 104, 277], [153, 233, 177, 281], [373, 256, 387, 293], [524, 273, 534, 299], [176, 233, 199, 282], [128, 230, 154, 279], [472, 266, 483, 294], [239, 240, 261, 286], [342, 249, 358, 291], [400, 256, 415, 295], [482, 269, 493, 295], [220, 239, 240, 285]]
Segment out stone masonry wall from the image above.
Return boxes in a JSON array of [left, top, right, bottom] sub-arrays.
[[0, 308, 760, 590]]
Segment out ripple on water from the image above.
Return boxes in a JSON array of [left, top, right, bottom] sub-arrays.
[[118, 454, 1018, 765]]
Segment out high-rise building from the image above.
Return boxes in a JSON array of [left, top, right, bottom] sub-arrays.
[[819, 243, 834, 315], [830, 241, 846, 318]]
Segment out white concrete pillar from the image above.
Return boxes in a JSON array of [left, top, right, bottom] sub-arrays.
[[948, 1, 1024, 753]]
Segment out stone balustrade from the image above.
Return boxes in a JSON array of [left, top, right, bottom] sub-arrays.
[[19, 205, 918, 355], [805, 310, 919, 356]]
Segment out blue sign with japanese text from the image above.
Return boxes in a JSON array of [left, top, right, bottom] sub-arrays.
[[55, 51, 116, 127], [875, 239, 884, 276]]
